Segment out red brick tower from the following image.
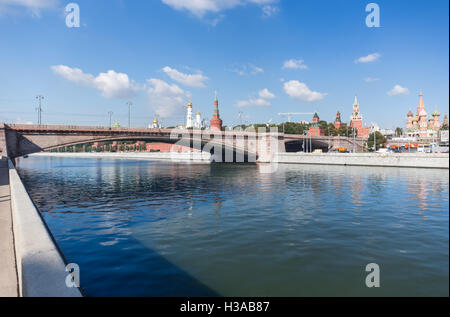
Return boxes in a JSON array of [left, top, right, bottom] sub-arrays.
[[334, 111, 342, 130], [210, 91, 223, 131], [349, 95, 370, 139], [308, 112, 325, 136]]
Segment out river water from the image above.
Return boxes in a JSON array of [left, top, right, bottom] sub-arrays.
[[16, 156, 449, 296]]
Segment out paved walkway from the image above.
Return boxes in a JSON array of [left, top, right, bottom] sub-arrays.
[[0, 157, 18, 297]]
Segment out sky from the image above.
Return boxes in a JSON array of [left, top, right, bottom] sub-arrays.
[[0, 0, 448, 129]]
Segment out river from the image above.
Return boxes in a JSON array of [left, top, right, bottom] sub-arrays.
[[16, 156, 449, 296]]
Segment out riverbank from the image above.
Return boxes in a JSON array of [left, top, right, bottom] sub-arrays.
[[6, 157, 82, 297], [0, 157, 18, 297], [275, 152, 449, 169], [31, 151, 212, 163]]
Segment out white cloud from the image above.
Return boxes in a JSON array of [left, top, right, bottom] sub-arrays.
[[0, 0, 59, 17], [236, 87, 275, 107], [51, 65, 94, 84], [283, 59, 308, 70], [94, 70, 139, 99], [51, 65, 139, 99], [236, 98, 271, 108], [364, 77, 380, 82], [258, 88, 275, 99], [162, 66, 208, 88], [161, 0, 278, 18], [283, 80, 327, 102], [230, 63, 264, 76], [261, 4, 278, 17], [147, 78, 190, 118], [388, 84, 410, 96], [355, 53, 381, 63]]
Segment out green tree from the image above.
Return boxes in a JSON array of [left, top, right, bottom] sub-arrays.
[[367, 131, 387, 151], [395, 127, 403, 137]]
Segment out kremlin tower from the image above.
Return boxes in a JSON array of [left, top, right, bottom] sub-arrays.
[[349, 95, 370, 139], [334, 111, 342, 130], [308, 112, 325, 136], [210, 91, 223, 131]]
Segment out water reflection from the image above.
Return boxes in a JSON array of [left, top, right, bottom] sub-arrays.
[[16, 157, 449, 296]]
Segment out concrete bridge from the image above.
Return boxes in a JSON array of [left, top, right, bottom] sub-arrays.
[[0, 123, 366, 162]]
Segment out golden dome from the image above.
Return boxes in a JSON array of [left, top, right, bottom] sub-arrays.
[[187, 101, 193, 108], [196, 112, 201, 115], [153, 118, 158, 124]]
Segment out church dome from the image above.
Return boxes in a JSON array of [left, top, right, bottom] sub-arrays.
[[432, 110, 440, 116], [407, 110, 413, 116]]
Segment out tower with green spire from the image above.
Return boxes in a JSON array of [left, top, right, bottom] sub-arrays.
[[210, 90, 223, 131]]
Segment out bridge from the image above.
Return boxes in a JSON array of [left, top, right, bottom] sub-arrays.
[[0, 123, 366, 162]]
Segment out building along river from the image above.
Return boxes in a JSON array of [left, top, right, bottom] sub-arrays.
[[16, 156, 449, 296]]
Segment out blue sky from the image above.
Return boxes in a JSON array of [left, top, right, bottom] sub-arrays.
[[0, 0, 448, 129]]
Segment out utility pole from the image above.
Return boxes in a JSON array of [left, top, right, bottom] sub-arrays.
[[126, 101, 132, 128], [108, 111, 113, 128], [36, 95, 44, 125]]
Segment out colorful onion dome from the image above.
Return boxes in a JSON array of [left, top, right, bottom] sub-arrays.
[[432, 109, 441, 116]]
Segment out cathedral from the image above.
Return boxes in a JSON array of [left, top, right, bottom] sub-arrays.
[[406, 93, 441, 138]]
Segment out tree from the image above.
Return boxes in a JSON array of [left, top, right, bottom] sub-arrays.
[[367, 131, 387, 151], [395, 127, 403, 137]]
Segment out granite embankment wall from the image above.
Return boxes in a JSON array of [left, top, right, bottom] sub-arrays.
[[275, 153, 449, 169], [8, 159, 82, 297], [32, 151, 212, 162]]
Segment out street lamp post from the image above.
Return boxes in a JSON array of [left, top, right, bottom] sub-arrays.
[[373, 130, 377, 152], [36, 95, 44, 125], [126, 102, 133, 128], [108, 111, 113, 128]]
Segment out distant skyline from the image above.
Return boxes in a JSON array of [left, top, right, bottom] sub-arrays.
[[0, 0, 448, 129]]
